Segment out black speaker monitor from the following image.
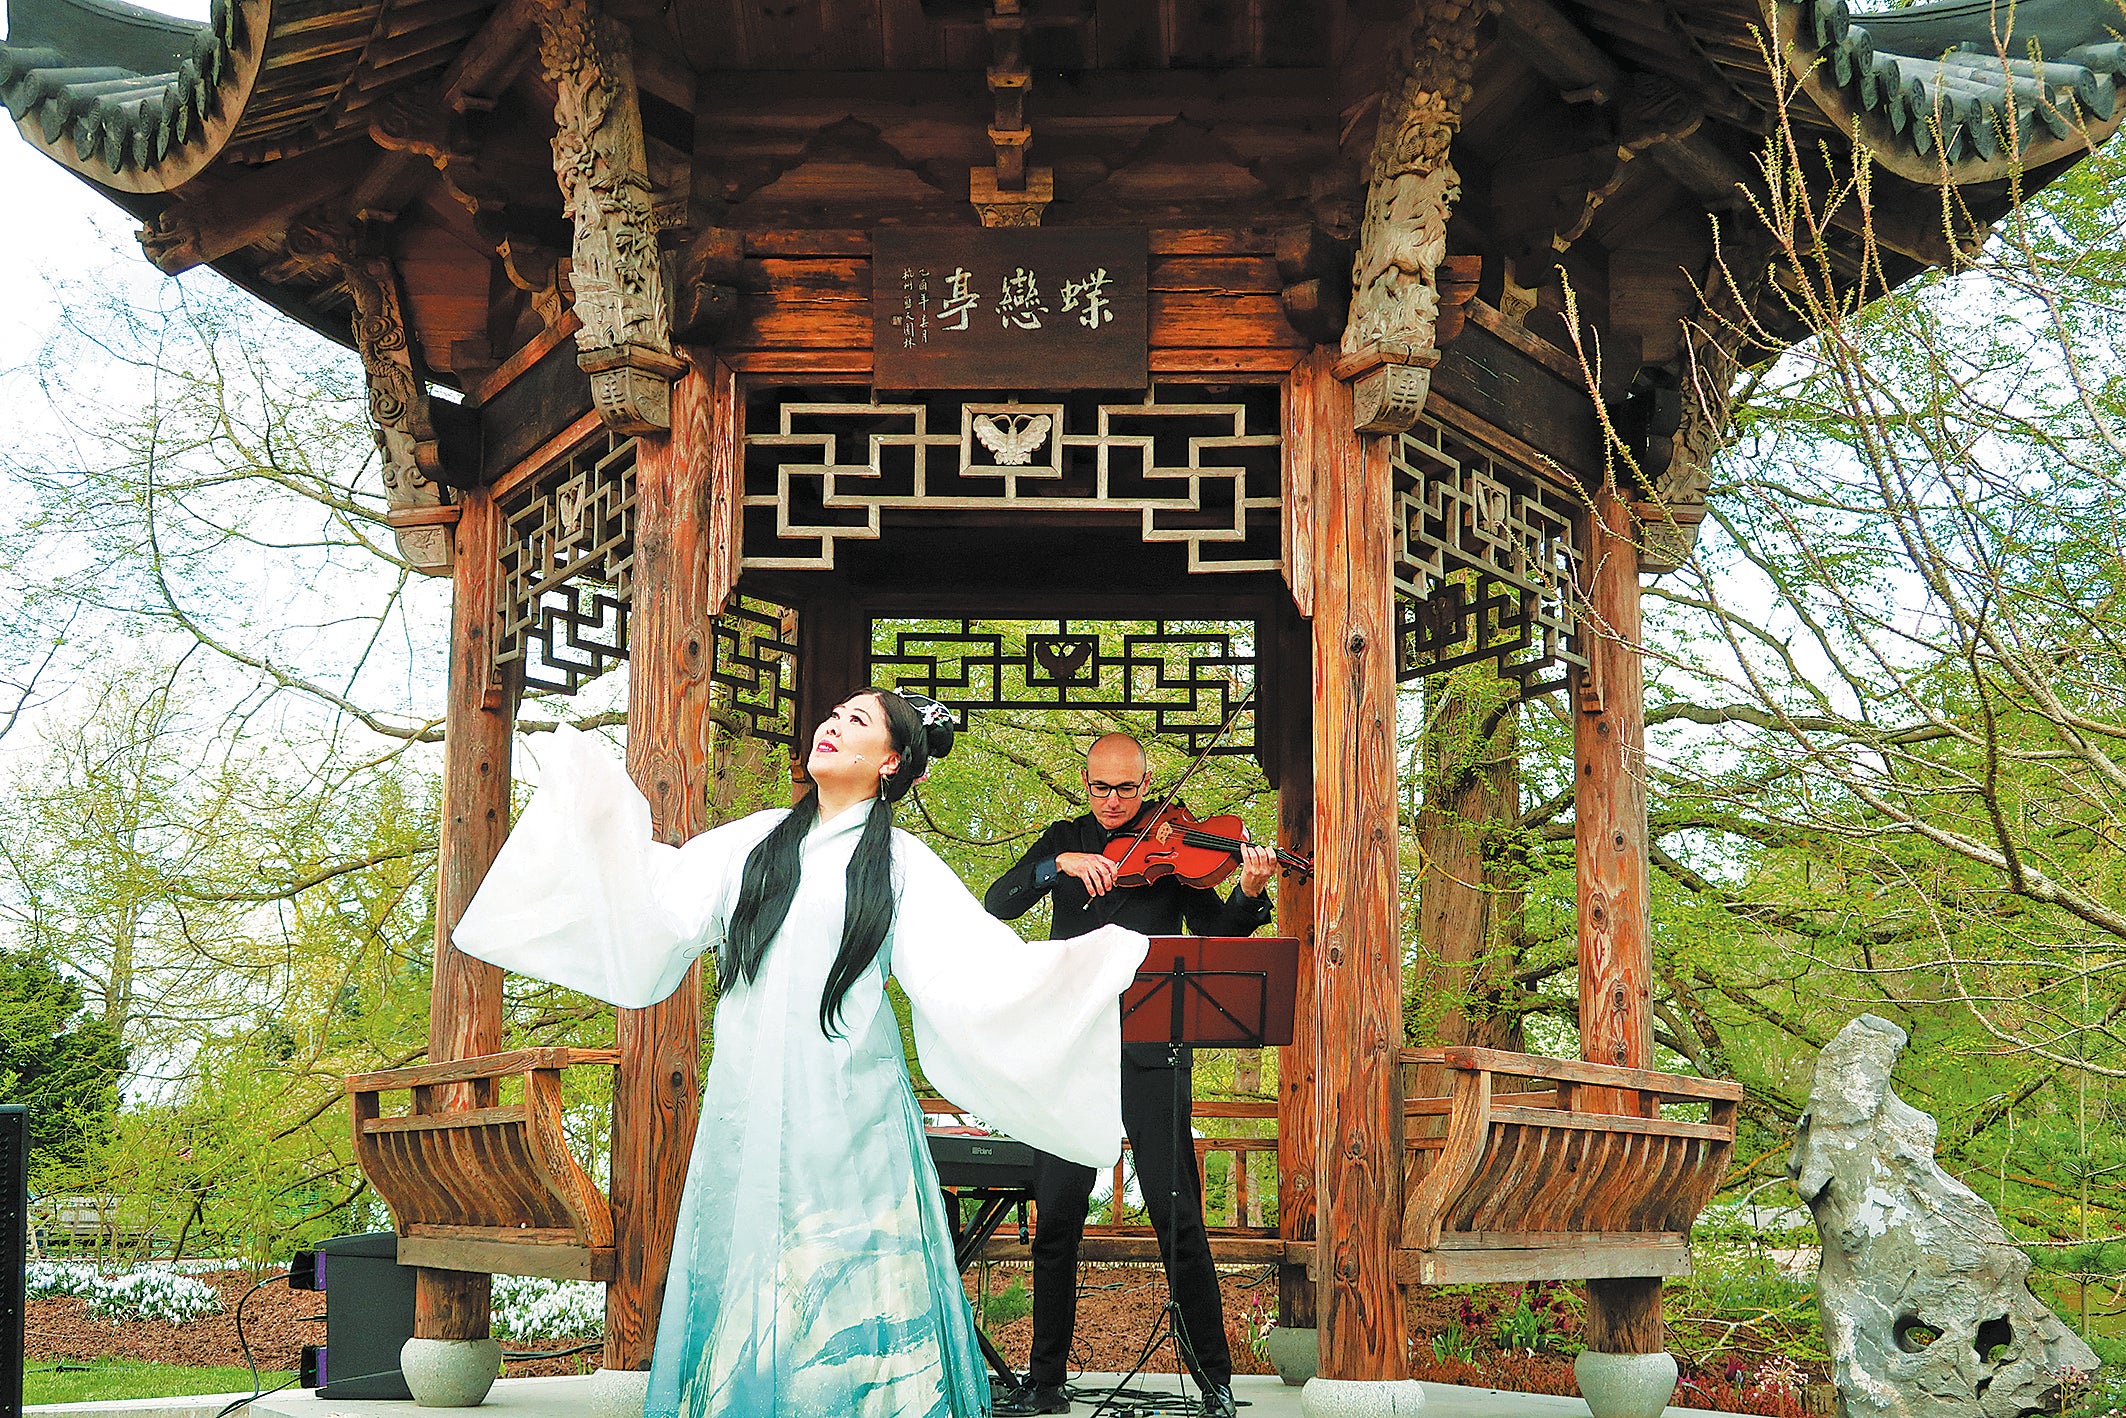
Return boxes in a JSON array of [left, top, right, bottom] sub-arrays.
[[0, 1106, 25, 1418], [291, 1231, 415, 1399]]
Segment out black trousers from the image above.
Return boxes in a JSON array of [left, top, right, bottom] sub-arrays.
[[1025, 1052, 1232, 1389]]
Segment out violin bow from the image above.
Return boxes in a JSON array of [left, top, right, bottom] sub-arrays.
[[1114, 684, 1258, 862]]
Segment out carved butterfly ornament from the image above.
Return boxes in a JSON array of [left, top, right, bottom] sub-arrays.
[[973, 412, 1053, 467]]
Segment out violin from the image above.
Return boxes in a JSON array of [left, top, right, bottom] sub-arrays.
[[1103, 802, 1315, 889]]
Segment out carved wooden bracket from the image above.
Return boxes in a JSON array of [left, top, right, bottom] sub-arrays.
[[1633, 238, 1768, 571], [1334, 345, 1440, 435], [370, 85, 571, 341], [531, 0, 676, 431], [1341, 0, 1482, 433], [284, 214, 457, 575]]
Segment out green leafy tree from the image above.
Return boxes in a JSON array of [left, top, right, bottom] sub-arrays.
[[0, 950, 126, 1169]]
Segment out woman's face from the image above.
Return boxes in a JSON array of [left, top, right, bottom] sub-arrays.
[[806, 693, 900, 793]]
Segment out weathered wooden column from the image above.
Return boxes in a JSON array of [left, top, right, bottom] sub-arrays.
[[1300, 2, 1480, 1404], [1271, 387, 1322, 1329], [1308, 362, 1409, 1389], [608, 358, 718, 1376], [416, 488, 514, 1345], [1274, 351, 1327, 1337], [1573, 485, 1664, 1361]]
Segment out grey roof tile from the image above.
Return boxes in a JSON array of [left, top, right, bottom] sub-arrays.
[[0, 0, 231, 174], [1798, 0, 2126, 167]]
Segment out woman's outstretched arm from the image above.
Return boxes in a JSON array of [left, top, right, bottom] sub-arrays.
[[452, 725, 782, 1009], [889, 831, 1149, 1170]]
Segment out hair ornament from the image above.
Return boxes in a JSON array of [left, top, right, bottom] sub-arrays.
[[918, 699, 954, 728]]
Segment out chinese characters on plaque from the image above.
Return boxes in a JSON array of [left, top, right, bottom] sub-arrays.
[[872, 228, 1148, 389]]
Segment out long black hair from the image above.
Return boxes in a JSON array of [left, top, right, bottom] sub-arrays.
[[717, 688, 956, 1036]]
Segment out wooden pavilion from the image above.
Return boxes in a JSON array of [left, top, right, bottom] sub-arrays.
[[7, 0, 2123, 1407]]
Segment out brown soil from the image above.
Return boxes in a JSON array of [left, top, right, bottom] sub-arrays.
[[968, 1263, 1282, 1379], [27, 1272, 318, 1372]]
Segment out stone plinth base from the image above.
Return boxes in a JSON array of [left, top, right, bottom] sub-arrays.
[[1264, 1326, 1320, 1386], [1299, 1376, 1427, 1416], [400, 1338, 500, 1408], [1574, 1350, 1679, 1418]]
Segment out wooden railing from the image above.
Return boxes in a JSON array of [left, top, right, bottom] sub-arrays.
[[348, 1047, 620, 1282]]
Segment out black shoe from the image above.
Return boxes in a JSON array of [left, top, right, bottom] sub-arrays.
[[993, 1383, 1071, 1415], [1200, 1380, 1238, 1418]]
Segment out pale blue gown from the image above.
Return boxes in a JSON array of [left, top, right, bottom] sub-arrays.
[[452, 727, 1149, 1418]]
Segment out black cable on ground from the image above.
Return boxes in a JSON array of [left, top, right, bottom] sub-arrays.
[[209, 1269, 291, 1418], [502, 1339, 602, 1361], [210, 1374, 299, 1417]]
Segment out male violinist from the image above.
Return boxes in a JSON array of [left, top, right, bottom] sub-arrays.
[[984, 732, 1275, 1418]]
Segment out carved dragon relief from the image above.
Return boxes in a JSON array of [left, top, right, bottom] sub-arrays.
[[1341, 0, 1483, 433], [277, 215, 457, 576], [533, 0, 681, 432]]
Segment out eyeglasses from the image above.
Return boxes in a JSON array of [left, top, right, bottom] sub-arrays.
[[1086, 779, 1146, 800]]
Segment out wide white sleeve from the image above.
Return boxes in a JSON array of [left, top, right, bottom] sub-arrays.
[[889, 833, 1149, 1170], [450, 725, 781, 1009]]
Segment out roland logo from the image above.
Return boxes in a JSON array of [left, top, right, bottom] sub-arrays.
[[970, 1143, 996, 1159]]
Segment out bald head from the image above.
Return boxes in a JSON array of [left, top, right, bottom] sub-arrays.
[[1087, 733, 1148, 779], [1084, 733, 1150, 827]]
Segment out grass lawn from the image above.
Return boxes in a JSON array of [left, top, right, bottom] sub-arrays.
[[25, 1360, 292, 1406]]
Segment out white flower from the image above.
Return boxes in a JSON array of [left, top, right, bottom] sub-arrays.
[[490, 1274, 604, 1344], [27, 1264, 222, 1324]]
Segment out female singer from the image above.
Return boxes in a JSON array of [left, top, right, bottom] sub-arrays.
[[453, 688, 1149, 1418]]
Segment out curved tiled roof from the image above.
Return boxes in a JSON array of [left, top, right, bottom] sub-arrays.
[[0, 0, 263, 191], [1779, 0, 2126, 177], [1, 0, 495, 195]]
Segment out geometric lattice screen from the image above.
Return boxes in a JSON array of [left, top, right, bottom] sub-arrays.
[[495, 431, 636, 694], [869, 619, 1257, 756], [711, 596, 799, 750], [740, 384, 1283, 573], [490, 434, 795, 726], [1392, 416, 1586, 699]]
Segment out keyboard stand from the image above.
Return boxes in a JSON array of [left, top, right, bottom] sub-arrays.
[[942, 1184, 1031, 1390]]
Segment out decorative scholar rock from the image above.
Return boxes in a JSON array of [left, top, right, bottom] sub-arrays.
[[1789, 1015, 2098, 1417]]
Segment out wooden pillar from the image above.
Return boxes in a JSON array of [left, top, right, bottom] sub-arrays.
[[1311, 360, 1406, 1381], [608, 357, 717, 1370], [415, 487, 514, 1341], [793, 593, 870, 764], [1273, 595, 1318, 1330], [1573, 484, 1663, 1353]]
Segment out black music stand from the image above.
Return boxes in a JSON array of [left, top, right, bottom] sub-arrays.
[[1101, 937, 1298, 1417]]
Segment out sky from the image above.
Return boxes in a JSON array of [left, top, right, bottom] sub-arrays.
[[0, 88, 465, 760], [0, 0, 214, 362]]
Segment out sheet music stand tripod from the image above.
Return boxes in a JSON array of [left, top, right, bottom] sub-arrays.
[[1099, 936, 1298, 1418]]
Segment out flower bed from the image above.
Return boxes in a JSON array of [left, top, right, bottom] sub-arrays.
[[26, 1264, 223, 1325]]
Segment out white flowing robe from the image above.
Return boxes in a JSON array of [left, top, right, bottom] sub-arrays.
[[452, 727, 1149, 1417]]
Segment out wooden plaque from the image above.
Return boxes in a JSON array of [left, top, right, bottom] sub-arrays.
[[872, 228, 1148, 389]]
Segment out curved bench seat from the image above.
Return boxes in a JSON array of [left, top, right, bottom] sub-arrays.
[[348, 1047, 620, 1282], [1399, 1047, 1742, 1285]]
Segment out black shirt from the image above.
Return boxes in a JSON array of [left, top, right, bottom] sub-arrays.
[[985, 806, 1273, 1066]]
